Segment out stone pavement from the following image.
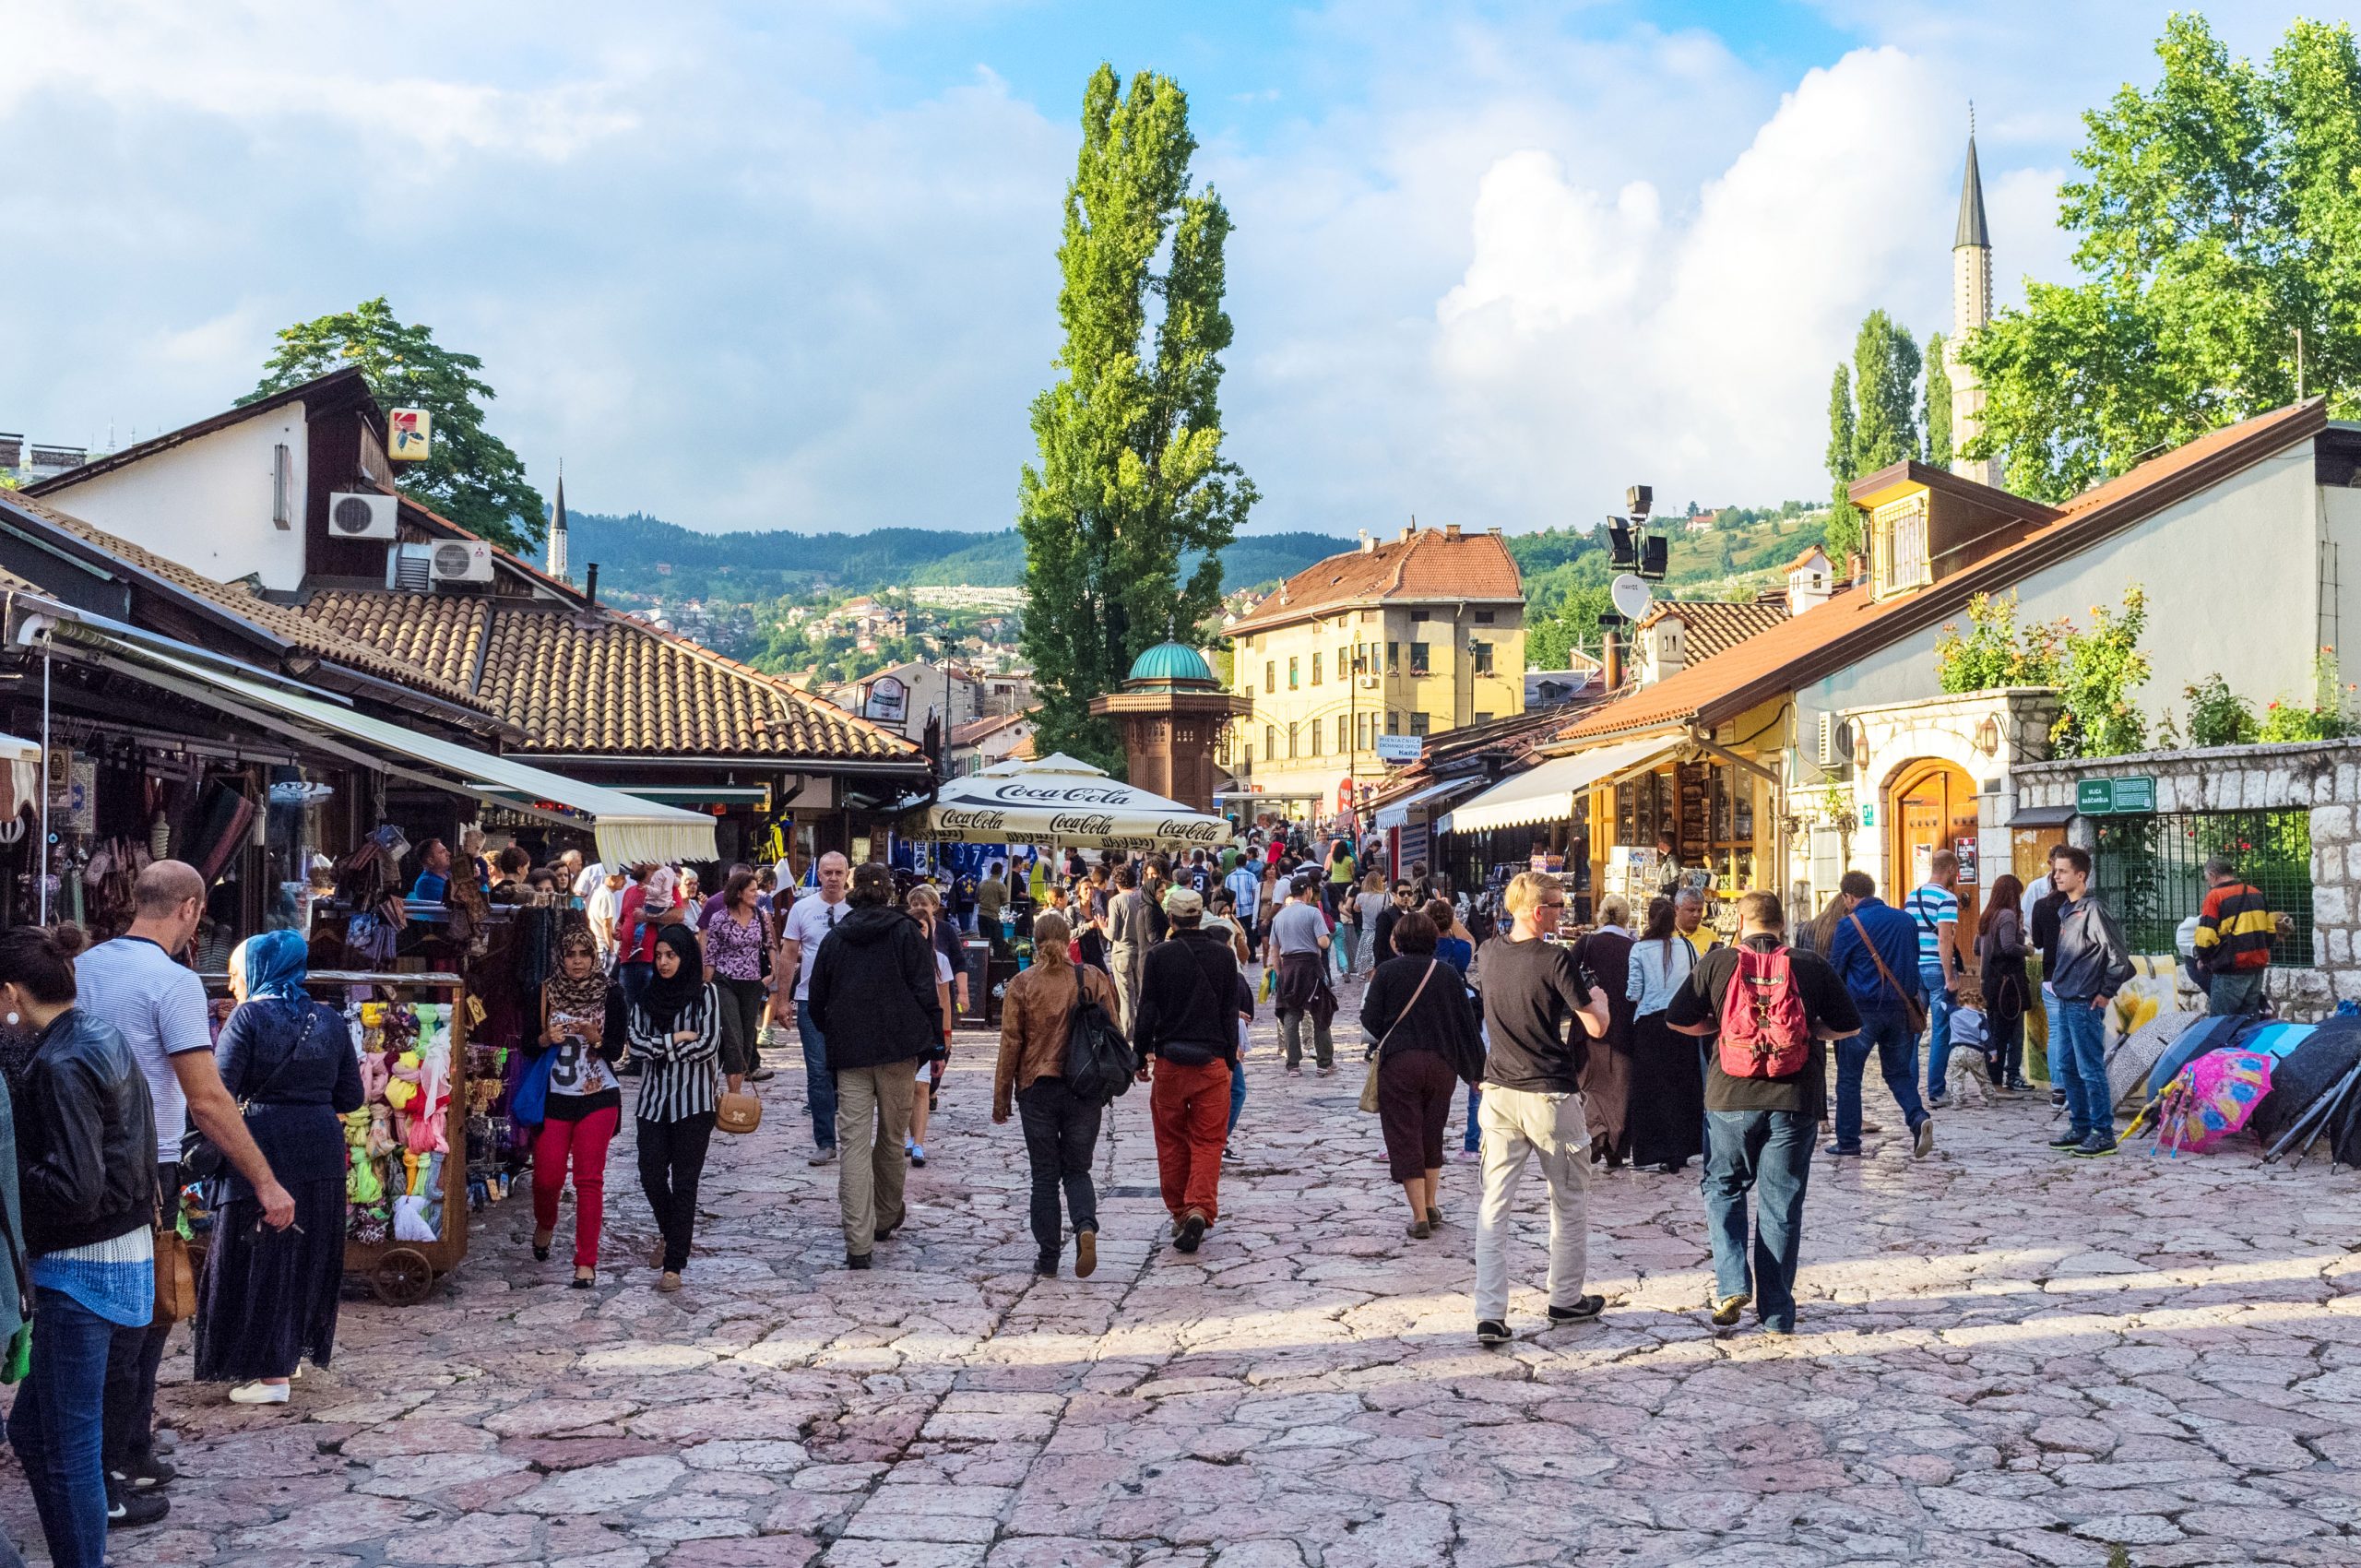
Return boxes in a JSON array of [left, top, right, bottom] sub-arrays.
[[19, 980, 2361, 1568]]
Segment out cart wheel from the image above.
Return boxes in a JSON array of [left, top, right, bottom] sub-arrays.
[[372, 1248, 433, 1305]]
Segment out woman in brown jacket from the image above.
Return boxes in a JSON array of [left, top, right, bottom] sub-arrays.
[[993, 912, 1121, 1278]]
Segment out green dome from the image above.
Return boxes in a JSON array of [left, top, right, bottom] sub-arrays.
[[1127, 640, 1216, 685]]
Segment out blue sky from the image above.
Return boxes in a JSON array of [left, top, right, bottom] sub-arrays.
[[0, 2, 2316, 541]]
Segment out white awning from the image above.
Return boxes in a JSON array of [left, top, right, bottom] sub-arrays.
[[1439, 736, 1679, 836], [926, 754, 1231, 851], [66, 631, 717, 865], [1372, 777, 1481, 831]]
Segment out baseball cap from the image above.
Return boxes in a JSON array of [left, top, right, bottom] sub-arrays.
[[1163, 886, 1205, 919]]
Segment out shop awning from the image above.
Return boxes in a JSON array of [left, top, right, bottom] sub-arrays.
[[64, 629, 717, 865], [926, 754, 1231, 851], [1373, 777, 1481, 831], [2010, 803, 2077, 828], [0, 731, 38, 816], [1440, 736, 1679, 836]]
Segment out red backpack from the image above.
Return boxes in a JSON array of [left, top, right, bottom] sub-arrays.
[[1717, 945, 1811, 1079]]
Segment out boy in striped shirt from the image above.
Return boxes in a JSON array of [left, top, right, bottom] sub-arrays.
[[1905, 851, 1964, 1107]]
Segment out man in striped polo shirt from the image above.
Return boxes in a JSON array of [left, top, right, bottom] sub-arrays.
[[1905, 851, 1964, 1108], [2193, 858, 2284, 1017]]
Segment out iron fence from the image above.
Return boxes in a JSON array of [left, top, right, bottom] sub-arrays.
[[2093, 809, 2312, 964]]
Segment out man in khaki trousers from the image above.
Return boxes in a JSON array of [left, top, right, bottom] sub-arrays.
[[806, 862, 942, 1268]]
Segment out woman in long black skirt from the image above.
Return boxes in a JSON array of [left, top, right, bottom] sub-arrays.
[[196, 930, 362, 1404], [1622, 897, 1704, 1172]]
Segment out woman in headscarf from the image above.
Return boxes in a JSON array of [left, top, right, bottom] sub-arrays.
[[626, 922, 722, 1293], [1573, 896, 1639, 1170], [195, 929, 362, 1404], [1624, 896, 1704, 1173], [533, 929, 623, 1287]]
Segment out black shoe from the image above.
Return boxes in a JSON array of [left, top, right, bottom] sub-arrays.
[[2048, 1130, 2086, 1149], [845, 1253, 872, 1270], [113, 1456, 177, 1491], [1174, 1212, 1207, 1253], [1547, 1294, 1607, 1325], [748, 1067, 777, 1083], [873, 1222, 899, 1242], [2049, 1088, 2066, 1107], [1821, 1142, 1862, 1158], [2071, 1132, 2119, 1158], [1476, 1319, 1513, 1346], [108, 1484, 169, 1528], [1034, 1253, 1059, 1277]]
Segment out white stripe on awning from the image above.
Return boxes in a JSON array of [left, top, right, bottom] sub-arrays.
[[1372, 777, 1481, 831], [1439, 736, 1678, 836], [69, 631, 717, 865]]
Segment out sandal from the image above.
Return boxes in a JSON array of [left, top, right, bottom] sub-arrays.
[[572, 1267, 595, 1289]]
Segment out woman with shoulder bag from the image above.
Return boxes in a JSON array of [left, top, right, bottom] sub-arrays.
[[1360, 910, 1483, 1239], [1625, 897, 1705, 1174], [1976, 873, 2034, 1092], [700, 870, 770, 1096], [904, 887, 965, 1168], [993, 912, 1121, 1277], [533, 930, 622, 1288], [629, 924, 722, 1293], [195, 931, 362, 1407]]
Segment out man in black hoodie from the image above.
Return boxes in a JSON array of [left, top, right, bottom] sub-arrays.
[[1129, 888, 1238, 1253], [808, 861, 943, 1267]]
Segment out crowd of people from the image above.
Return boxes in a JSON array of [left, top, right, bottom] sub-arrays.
[[1, 809, 2277, 1568]]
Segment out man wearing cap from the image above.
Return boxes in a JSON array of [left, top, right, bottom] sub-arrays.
[[1128, 886, 1239, 1253]]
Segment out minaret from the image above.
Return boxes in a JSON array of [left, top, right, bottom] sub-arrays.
[[547, 461, 570, 583], [1947, 112, 2000, 486]]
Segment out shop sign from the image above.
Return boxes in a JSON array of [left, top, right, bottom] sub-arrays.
[[2075, 775, 2156, 815], [388, 408, 431, 461], [1374, 734, 1423, 764], [1953, 835, 1977, 885], [1858, 802, 1875, 828], [864, 674, 908, 724]]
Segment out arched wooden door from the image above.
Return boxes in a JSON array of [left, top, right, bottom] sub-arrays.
[[1889, 760, 1980, 967]]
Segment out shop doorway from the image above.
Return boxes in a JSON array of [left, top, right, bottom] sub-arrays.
[[1888, 760, 1981, 965]]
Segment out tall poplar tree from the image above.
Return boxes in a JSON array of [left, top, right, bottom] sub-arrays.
[[1924, 332, 1953, 468], [1824, 363, 1860, 563], [1017, 65, 1257, 772], [1852, 310, 1922, 471]]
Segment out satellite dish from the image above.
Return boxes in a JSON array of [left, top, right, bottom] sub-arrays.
[[1610, 573, 1654, 623]]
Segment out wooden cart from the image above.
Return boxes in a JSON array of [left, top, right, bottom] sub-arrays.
[[197, 968, 471, 1305]]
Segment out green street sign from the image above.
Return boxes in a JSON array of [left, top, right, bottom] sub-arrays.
[[2076, 776, 2156, 815]]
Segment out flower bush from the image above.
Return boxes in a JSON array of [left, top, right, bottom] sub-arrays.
[[2183, 672, 2258, 748], [2258, 647, 2356, 742]]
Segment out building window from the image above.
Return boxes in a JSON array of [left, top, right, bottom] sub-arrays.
[[1337, 643, 1348, 679], [1287, 722, 1299, 758], [1471, 640, 1492, 674], [1265, 660, 1275, 694], [1336, 714, 1348, 752], [1871, 493, 1931, 597], [1311, 650, 1323, 685], [1265, 724, 1276, 760], [1385, 710, 1401, 735], [1386, 641, 1399, 672], [1288, 657, 1299, 690], [271, 444, 294, 530], [1309, 719, 1322, 756], [1411, 610, 1430, 623], [1473, 610, 1495, 624], [1410, 642, 1431, 675], [1409, 711, 1431, 736], [1473, 711, 1493, 725]]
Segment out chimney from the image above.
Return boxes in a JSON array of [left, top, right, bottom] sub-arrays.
[[1358, 529, 1375, 554], [1397, 526, 1415, 543], [1601, 626, 1623, 692], [1786, 552, 1834, 616], [585, 563, 599, 603], [1443, 523, 1462, 540], [1845, 552, 1867, 587], [1638, 612, 1685, 684]]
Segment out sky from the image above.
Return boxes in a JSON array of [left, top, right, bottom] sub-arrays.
[[0, 2, 2319, 541]]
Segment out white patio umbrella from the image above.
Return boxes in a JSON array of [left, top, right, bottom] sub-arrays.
[[923, 753, 1232, 852]]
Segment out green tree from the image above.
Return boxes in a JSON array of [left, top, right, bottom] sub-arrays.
[[1964, 16, 2361, 501], [1017, 66, 1255, 772], [1852, 310, 1922, 472], [1824, 363, 1860, 563], [1924, 332, 1953, 468], [1525, 585, 1611, 672], [246, 297, 545, 552]]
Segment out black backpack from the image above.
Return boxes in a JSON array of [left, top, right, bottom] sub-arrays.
[[1062, 980, 1138, 1109]]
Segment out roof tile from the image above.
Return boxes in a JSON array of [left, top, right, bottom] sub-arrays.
[[1228, 528, 1521, 633]]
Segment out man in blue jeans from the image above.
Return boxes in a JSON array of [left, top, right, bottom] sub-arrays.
[[1905, 851, 1965, 1106], [2046, 845, 2135, 1157], [1824, 870, 1937, 1159], [1666, 891, 1861, 1336], [778, 851, 851, 1166]]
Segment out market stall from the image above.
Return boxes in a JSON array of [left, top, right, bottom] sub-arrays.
[[924, 753, 1232, 852]]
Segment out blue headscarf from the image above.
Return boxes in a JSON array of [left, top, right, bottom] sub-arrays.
[[238, 928, 311, 1007]]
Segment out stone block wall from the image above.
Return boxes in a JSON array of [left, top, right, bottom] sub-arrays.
[[2015, 739, 2361, 1019]]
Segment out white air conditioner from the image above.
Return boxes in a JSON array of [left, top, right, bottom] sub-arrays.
[[1817, 712, 1836, 766], [326, 491, 398, 540], [429, 540, 493, 584], [1817, 712, 1856, 773]]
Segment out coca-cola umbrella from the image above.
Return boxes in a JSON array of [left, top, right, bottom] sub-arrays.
[[922, 753, 1232, 852]]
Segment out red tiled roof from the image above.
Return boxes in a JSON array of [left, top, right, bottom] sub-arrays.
[[1228, 528, 1522, 634], [1560, 400, 2326, 744], [948, 709, 1035, 748], [1638, 599, 1788, 661]]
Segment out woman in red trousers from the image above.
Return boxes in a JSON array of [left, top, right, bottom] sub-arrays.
[[532, 931, 623, 1287]]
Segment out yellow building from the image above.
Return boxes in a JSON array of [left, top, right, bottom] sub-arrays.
[[1222, 524, 1525, 815]]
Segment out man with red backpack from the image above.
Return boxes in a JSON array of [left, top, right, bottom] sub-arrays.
[[1666, 891, 1860, 1336]]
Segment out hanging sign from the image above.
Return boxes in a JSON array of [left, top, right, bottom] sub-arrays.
[[2076, 776, 2156, 815], [864, 674, 908, 724], [388, 409, 432, 461], [1374, 734, 1423, 764]]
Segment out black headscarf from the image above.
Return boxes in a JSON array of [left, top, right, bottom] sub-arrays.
[[636, 922, 706, 1032]]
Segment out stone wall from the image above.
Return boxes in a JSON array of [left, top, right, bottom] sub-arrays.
[[2015, 738, 2361, 1019]]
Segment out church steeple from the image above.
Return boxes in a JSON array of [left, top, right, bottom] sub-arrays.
[[1947, 111, 2000, 486], [547, 461, 570, 584]]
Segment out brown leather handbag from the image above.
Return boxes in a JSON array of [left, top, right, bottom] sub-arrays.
[[153, 1227, 197, 1324], [716, 1087, 763, 1135]]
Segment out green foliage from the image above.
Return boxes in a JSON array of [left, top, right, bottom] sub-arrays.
[[1933, 593, 2062, 694], [1526, 585, 1612, 671], [1824, 364, 1861, 563], [1852, 310, 1922, 471], [246, 297, 544, 552], [2259, 648, 2357, 741], [1924, 333, 1952, 468], [1963, 16, 2361, 501], [2050, 586, 2153, 758], [2183, 672, 2260, 746], [1018, 65, 1255, 772]]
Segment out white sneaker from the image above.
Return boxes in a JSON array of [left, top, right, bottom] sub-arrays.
[[229, 1381, 290, 1405]]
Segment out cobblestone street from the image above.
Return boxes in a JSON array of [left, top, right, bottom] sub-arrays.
[[44, 992, 2361, 1568]]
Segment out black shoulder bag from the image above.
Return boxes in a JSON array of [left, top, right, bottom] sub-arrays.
[[183, 1006, 317, 1183]]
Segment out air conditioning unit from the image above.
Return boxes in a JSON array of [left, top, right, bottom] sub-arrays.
[[386, 543, 433, 592], [429, 540, 493, 584], [1817, 712, 1856, 772], [326, 491, 398, 540]]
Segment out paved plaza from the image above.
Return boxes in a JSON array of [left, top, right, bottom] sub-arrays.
[[45, 992, 2361, 1568]]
